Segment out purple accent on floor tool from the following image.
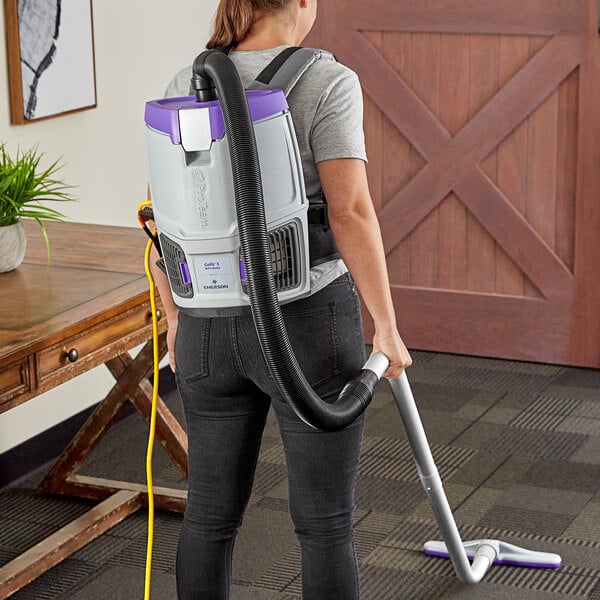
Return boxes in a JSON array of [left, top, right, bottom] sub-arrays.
[[423, 541, 562, 569]]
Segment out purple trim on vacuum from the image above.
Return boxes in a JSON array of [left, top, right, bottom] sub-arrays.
[[423, 548, 561, 569], [145, 90, 288, 144], [246, 89, 289, 125], [239, 259, 247, 282], [178, 262, 192, 285], [145, 98, 186, 144], [208, 103, 226, 141]]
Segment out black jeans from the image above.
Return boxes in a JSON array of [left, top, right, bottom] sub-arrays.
[[174, 273, 366, 599]]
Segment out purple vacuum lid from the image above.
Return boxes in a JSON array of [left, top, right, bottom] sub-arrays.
[[144, 89, 288, 145]]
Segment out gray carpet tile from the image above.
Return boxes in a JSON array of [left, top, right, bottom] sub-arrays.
[[250, 463, 288, 496], [396, 382, 481, 413], [255, 496, 289, 513], [250, 545, 301, 592], [439, 367, 556, 396], [153, 463, 187, 489], [2, 350, 600, 599], [479, 404, 527, 425], [479, 505, 575, 537], [233, 506, 298, 584], [589, 578, 600, 600], [429, 353, 566, 377], [542, 384, 600, 403], [356, 477, 425, 515], [494, 484, 592, 516], [485, 565, 598, 596], [67, 564, 177, 600], [571, 400, 600, 420], [448, 450, 508, 487], [354, 512, 407, 561], [0, 517, 59, 552], [564, 503, 600, 542], [484, 455, 538, 490], [0, 546, 20, 566], [0, 490, 93, 528], [359, 564, 451, 600], [9, 559, 100, 600], [361, 435, 416, 460], [409, 409, 474, 445], [71, 533, 134, 565], [558, 416, 600, 437], [484, 428, 587, 461], [453, 486, 506, 525], [451, 420, 509, 450], [551, 368, 600, 389], [570, 435, 600, 466], [518, 460, 600, 493]]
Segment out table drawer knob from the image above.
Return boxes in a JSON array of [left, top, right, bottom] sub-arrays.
[[66, 348, 79, 363], [148, 309, 162, 322]]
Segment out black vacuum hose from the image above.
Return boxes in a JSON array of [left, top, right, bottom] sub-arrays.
[[192, 51, 380, 431]]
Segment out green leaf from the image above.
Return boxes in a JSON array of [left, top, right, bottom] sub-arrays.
[[0, 142, 77, 262]]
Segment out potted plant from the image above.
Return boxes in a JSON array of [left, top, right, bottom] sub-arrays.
[[0, 143, 76, 272]]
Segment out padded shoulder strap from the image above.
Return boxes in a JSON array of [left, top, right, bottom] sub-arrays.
[[248, 47, 335, 97], [253, 47, 302, 85]]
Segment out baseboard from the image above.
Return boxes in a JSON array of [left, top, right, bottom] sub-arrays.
[[0, 404, 96, 489], [0, 366, 177, 489]]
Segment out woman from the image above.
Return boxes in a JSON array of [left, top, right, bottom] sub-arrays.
[[151, 0, 412, 597]]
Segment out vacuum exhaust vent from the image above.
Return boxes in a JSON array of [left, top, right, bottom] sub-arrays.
[[241, 221, 302, 296], [269, 222, 301, 292], [159, 234, 194, 298]]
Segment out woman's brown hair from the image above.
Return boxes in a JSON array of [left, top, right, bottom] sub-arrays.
[[207, 0, 294, 48]]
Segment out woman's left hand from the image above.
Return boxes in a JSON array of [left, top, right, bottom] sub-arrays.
[[371, 329, 412, 379]]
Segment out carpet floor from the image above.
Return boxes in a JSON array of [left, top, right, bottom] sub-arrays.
[[1, 350, 599, 599]]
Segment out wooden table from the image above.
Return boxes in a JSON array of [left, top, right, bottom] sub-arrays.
[[0, 221, 188, 597]]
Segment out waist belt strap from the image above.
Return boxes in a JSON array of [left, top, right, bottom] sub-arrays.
[[307, 200, 340, 266], [308, 202, 329, 226], [309, 227, 339, 266]]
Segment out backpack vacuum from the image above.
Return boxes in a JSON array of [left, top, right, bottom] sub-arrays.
[[145, 47, 383, 432]]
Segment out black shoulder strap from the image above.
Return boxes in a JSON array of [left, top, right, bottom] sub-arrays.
[[253, 47, 302, 85], [247, 47, 335, 97]]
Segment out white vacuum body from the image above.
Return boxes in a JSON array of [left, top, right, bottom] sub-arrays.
[[145, 90, 310, 316]]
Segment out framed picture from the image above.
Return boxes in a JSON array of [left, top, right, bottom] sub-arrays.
[[4, 0, 97, 124]]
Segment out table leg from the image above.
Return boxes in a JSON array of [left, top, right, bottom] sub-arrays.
[[38, 333, 188, 497]]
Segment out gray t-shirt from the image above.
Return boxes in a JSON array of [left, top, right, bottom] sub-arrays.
[[164, 46, 367, 293]]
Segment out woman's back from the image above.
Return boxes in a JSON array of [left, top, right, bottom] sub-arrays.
[[164, 46, 366, 202]]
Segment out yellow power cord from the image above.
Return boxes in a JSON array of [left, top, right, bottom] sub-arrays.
[[143, 236, 159, 600]]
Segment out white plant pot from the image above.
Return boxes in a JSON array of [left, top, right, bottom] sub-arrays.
[[0, 220, 27, 273]]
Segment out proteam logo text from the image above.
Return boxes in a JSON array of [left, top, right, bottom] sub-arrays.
[[192, 168, 208, 227]]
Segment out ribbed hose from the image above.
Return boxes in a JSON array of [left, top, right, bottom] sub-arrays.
[[193, 51, 378, 431]]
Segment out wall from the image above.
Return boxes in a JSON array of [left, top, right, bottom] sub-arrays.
[[0, 0, 219, 453]]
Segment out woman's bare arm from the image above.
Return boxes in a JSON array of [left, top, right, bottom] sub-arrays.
[[149, 244, 179, 372], [317, 158, 412, 378]]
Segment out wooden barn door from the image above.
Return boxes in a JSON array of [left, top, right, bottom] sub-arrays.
[[307, 0, 600, 368]]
